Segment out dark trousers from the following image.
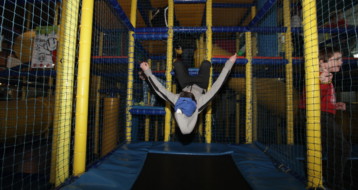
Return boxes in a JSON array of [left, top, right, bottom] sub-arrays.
[[295, 110, 351, 189], [292, 33, 304, 57], [173, 60, 211, 90], [321, 112, 350, 190]]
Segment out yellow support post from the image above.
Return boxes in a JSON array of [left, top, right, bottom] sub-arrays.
[[50, 0, 80, 186], [205, 0, 212, 144], [125, 0, 137, 142], [73, 0, 94, 176], [283, 0, 294, 145], [302, 0, 323, 188], [164, 0, 174, 142], [245, 6, 255, 144], [245, 31, 253, 144]]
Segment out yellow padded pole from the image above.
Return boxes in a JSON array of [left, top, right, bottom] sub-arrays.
[[302, 0, 323, 188], [51, 0, 80, 186], [73, 0, 94, 176], [205, 0, 213, 144], [164, 0, 174, 142], [126, 0, 137, 142], [245, 31, 253, 144], [283, 0, 294, 145]]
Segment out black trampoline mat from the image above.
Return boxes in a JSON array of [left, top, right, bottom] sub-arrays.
[[132, 153, 252, 190]]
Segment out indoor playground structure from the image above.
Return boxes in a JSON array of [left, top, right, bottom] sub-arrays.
[[0, 0, 358, 189]]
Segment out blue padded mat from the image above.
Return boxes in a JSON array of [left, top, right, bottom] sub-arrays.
[[61, 142, 306, 190]]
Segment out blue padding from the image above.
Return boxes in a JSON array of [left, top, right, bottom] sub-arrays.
[[61, 143, 152, 190], [229, 144, 306, 190], [174, 26, 207, 33], [212, 26, 248, 33], [91, 58, 127, 64], [211, 58, 248, 64], [62, 142, 306, 190], [133, 33, 168, 40], [130, 106, 166, 115], [135, 27, 168, 33], [148, 142, 233, 156], [252, 58, 288, 65], [107, 0, 134, 31]]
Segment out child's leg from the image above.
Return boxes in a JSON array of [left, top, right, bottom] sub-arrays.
[[174, 60, 191, 89], [195, 60, 211, 89]]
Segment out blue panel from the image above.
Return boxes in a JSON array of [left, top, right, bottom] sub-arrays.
[[211, 58, 248, 64], [130, 106, 166, 115], [248, 0, 277, 27], [229, 144, 306, 190], [135, 27, 168, 33], [257, 0, 278, 57], [61, 142, 153, 190], [212, 26, 248, 33], [133, 33, 168, 40], [174, 26, 207, 33]]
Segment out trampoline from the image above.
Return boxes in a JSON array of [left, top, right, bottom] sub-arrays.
[[61, 142, 306, 190]]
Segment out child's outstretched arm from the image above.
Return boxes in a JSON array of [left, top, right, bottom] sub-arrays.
[[197, 54, 237, 111], [140, 62, 177, 105]]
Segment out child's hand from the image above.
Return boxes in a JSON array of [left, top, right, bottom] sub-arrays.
[[138, 71, 146, 80], [319, 68, 333, 84], [229, 53, 237, 63], [140, 62, 150, 71], [336, 102, 346, 111]]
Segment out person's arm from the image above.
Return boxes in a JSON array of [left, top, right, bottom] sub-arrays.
[[140, 62, 177, 105], [197, 54, 236, 111]]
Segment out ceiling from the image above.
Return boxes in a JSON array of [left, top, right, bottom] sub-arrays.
[[116, 0, 255, 28]]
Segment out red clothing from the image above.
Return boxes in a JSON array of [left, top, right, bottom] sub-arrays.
[[324, 19, 347, 28], [299, 83, 336, 115]]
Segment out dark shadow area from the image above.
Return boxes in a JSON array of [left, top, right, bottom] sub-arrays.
[[132, 153, 252, 190]]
